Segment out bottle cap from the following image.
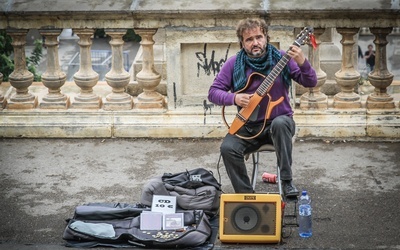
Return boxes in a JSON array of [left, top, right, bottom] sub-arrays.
[[302, 190, 307, 196]]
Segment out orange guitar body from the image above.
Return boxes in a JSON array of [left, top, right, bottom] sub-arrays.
[[228, 92, 284, 135]]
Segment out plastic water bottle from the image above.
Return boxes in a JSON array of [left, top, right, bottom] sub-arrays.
[[298, 190, 312, 238]]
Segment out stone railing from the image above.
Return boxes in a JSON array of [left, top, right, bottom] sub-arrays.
[[0, 0, 399, 140]]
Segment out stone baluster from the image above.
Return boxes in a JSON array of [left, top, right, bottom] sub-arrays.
[[333, 28, 361, 109], [39, 28, 69, 109], [71, 28, 101, 109], [366, 28, 394, 109], [300, 28, 328, 110], [103, 29, 132, 110], [0, 72, 5, 108], [6, 29, 37, 109], [134, 28, 165, 109]]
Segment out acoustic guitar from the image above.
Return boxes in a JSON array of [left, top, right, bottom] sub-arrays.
[[222, 26, 314, 139]]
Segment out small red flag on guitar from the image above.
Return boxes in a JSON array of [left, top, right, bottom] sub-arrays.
[[310, 34, 317, 49]]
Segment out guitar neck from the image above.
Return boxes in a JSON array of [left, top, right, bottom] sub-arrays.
[[256, 53, 291, 97]]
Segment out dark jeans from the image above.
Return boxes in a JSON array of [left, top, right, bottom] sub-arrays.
[[220, 115, 296, 193]]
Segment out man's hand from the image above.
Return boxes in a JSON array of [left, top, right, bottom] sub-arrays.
[[235, 93, 253, 108], [287, 45, 306, 66]]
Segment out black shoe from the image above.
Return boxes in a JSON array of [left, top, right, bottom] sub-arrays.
[[282, 180, 299, 197]]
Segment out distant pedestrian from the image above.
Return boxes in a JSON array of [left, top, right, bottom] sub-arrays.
[[364, 44, 375, 71]]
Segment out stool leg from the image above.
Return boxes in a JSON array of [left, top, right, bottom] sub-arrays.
[[251, 152, 259, 190], [276, 165, 283, 197]]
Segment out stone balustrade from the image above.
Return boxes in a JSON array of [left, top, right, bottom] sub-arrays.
[[0, 0, 399, 140]]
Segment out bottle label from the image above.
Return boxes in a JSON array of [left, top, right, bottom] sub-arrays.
[[299, 204, 312, 216]]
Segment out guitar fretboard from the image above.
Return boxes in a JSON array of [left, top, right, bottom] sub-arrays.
[[256, 53, 291, 97]]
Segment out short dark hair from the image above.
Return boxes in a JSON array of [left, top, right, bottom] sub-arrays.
[[236, 18, 270, 48]]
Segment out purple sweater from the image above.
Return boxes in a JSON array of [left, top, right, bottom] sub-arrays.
[[208, 50, 317, 123]]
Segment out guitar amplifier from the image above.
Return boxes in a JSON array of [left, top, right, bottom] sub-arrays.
[[219, 193, 282, 243]]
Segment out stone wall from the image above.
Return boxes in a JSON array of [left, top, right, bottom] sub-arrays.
[[0, 0, 400, 140]]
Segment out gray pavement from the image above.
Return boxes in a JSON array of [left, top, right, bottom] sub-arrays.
[[0, 138, 399, 249]]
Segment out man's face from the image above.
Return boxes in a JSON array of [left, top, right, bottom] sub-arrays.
[[242, 27, 267, 57]]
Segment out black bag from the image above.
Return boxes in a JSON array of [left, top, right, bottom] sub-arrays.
[[140, 168, 222, 217], [62, 202, 214, 249]]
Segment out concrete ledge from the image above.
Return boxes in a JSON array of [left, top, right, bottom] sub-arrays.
[[366, 109, 400, 138], [1, 83, 400, 140], [1, 108, 400, 140], [295, 109, 367, 139]]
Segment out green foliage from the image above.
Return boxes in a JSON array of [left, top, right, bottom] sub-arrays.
[[123, 29, 141, 42], [0, 30, 14, 81], [0, 30, 43, 82], [94, 29, 106, 38], [94, 28, 141, 42], [26, 39, 43, 82], [29, 39, 43, 66]]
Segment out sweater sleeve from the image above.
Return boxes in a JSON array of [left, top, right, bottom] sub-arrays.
[[288, 55, 318, 88], [207, 56, 237, 106]]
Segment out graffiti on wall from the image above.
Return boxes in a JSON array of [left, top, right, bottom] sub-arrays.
[[195, 43, 231, 77]]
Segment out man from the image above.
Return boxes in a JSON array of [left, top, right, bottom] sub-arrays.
[[364, 44, 375, 71], [208, 18, 317, 196]]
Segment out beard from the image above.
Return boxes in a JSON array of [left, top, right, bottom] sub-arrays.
[[245, 44, 266, 57]]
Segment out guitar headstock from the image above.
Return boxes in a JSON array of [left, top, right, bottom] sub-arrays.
[[293, 26, 314, 47]]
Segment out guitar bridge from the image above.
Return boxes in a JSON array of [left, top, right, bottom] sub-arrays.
[[236, 113, 247, 123]]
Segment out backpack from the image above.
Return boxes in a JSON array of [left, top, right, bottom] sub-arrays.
[[140, 168, 222, 217], [62, 202, 215, 249]]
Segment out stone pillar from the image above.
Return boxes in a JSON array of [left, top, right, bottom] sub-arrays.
[[134, 28, 165, 109], [6, 29, 37, 109], [0, 72, 5, 109], [300, 28, 328, 110], [39, 28, 69, 109], [333, 28, 361, 109], [366, 28, 394, 109], [103, 29, 132, 110], [71, 28, 101, 109]]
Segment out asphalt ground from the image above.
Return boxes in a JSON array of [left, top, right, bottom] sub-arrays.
[[0, 138, 399, 249]]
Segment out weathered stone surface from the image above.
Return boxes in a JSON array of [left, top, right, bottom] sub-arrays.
[[0, 1, 399, 139]]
